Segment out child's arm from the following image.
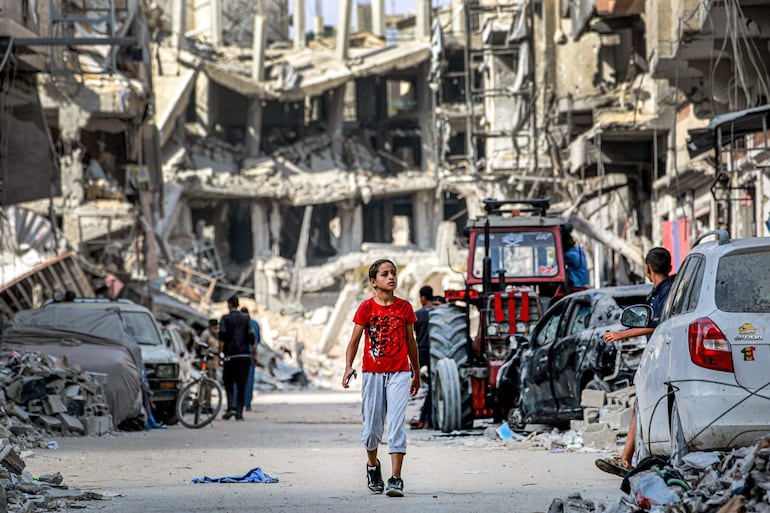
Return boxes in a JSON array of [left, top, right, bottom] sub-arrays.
[[405, 322, 420, 397], [342, 323, 364, 388], [603, 326, 653, 343]]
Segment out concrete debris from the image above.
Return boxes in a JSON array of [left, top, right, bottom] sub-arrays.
[[548, 436, 770, 513], [0, 352, 112, 449]]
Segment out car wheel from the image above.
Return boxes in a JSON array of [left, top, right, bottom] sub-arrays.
[[433, 358, 462, 433], [669, 401, 688, 467], [633, 404, 650, 463]]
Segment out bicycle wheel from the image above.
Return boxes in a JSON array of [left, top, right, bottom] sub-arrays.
[[176, 378, 223, 428]]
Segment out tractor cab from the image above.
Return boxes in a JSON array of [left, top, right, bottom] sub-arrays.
[[429, 197, 579, 433]]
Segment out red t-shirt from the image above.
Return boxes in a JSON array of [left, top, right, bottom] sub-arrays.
[[353, 297, 417, 373]]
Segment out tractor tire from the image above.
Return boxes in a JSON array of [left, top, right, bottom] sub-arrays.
[[429, 306, 473, 430], [433, 358, 462, 433], [428, 305, 469, 368]]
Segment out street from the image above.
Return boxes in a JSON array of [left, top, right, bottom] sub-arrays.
[[25, 390, 624, 513]]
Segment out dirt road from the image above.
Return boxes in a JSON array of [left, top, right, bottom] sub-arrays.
[[25, 390, 624, 512]]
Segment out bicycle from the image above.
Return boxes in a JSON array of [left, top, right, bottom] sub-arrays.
[[175, 342, 224, 428]]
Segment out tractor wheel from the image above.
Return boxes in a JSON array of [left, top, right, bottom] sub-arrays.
[[429, 306, 473, 430], [433, 358, 462, 433], [428, 305, 469, 368]]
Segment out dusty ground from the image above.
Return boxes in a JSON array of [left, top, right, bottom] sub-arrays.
[[25, 390, 626, 513]]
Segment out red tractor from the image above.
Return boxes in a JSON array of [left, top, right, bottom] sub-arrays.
[[429, 198, 576, 432]]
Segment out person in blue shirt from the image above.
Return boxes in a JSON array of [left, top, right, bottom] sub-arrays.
[[240, 307, 261, 411], [562, 224, 589, 289]]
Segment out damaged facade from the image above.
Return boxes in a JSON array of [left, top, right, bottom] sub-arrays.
[[1, 0, 768, 327], [0, 0, 161, 309]]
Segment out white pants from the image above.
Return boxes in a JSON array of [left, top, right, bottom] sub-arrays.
[[360, 371, 410, 454]]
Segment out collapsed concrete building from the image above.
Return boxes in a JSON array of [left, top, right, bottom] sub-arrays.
[[0, 0, 163, 312], [2, 0, 770, 324]]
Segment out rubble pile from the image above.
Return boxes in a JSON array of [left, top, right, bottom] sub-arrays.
[[549, 437, 770, 513], [570, 386, 636, 450], [0, 352, 112, 448], [0, 440, 105, 512]]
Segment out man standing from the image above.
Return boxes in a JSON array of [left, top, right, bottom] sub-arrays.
[[413, 285, 434, 429], [218, 296, 257, 420]]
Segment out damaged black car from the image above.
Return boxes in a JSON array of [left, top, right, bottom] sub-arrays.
[[496, 284, 652, 428]]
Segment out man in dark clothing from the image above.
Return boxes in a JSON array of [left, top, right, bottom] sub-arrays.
[[218, 296, 257, 420], [413, 285, 434, 429]]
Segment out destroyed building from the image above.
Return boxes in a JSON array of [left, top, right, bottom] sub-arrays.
[[0, 0, 161, 312], [1, 0, 769, 325]]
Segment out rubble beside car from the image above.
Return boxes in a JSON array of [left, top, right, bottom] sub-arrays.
[[497, 284, 652, 429], [4, 299, 182, 426], [0, 352, 112, 443], [548, 436, 770, 513]]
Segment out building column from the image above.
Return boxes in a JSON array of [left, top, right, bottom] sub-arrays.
[[412, 190, 434, 249], [329, 86, 345, 155], [313, 16, 324, 39], [251, 202, 271, 258], [293, 0, 306, 49], [336, 0, 352, 61], [339, 203, 363, 253], [253, 15, 267, 81], [246, 99, 263, 158], [416, 0, 431, 41], [372, 0, 385, 37], [452, 0, 465, 36], [416, 61, 433, 173], [269, 201, 282, 256], [195, 72, 216, 132], [172, 0, 187, 51], [210, 0, 222, 46]]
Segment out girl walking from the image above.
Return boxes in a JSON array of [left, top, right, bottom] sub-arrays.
[[342, 258, 420, 497]]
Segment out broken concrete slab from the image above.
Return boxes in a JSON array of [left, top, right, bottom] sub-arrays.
[[81, 416, 110, 436], [57, 413, 84, 434], [580, 389, 606, 408], [44, 395, 67, 415]]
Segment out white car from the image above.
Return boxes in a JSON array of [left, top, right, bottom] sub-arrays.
[[625, 232, 770, 463]]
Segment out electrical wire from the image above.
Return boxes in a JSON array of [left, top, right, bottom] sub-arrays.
[[641, 377, 770, 462]]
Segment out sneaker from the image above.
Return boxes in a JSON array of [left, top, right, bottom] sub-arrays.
[[385, 476, 404, 497], [366, 460, 384, 494], [222, 410, 235, 420]]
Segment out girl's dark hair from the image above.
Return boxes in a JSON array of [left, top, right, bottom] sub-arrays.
[[645, 247, 672, 275], [368, 259, 396, 280]]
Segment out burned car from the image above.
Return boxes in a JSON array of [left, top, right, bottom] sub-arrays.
[[497, 284, 652, 428]]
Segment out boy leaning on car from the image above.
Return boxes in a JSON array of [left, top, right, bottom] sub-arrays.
[[595, 247, 674, 477]]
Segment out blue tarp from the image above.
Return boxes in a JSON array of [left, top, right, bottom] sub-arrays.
[[192, 467, 279, 484]]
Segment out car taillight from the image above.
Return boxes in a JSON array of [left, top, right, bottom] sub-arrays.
[[688, 318, 733, 372]]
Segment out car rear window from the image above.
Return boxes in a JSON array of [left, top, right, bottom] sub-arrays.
[[715, 250, 770, 313]]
